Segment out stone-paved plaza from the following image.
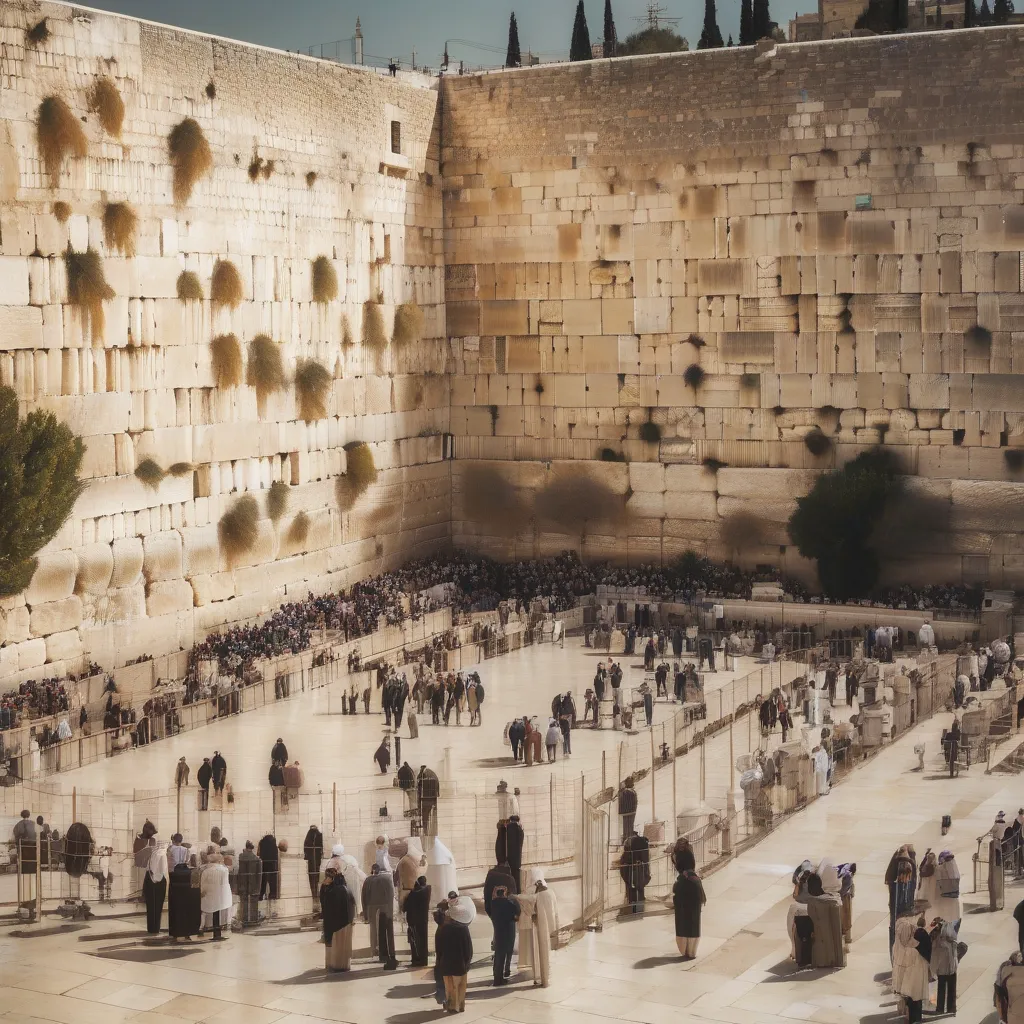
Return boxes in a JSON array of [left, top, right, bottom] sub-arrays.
[[1, 636, 1019, 1024]]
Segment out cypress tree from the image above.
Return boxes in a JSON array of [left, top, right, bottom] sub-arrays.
[[570, 0, 592, 60], [505, 12, 521, 67], [698, 0, 725, 47], [993, 0, 1014, 22], [740, 0, 754, 43], [727, 33, 734, 44], [979, 0, 993, 20], [752, 0, 772, 39], [603, 0, 618, 57], [964, 0, 976, 25]]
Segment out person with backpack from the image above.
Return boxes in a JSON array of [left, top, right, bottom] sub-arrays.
[[995, 950, 1024, 1023]]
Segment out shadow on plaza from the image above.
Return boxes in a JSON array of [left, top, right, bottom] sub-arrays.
[[762, 959, 837, 983], [634, 954, 688, 969]]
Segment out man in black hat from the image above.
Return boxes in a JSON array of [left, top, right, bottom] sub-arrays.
[[196, 757, 212, 811], [211, 751, 227, 796]]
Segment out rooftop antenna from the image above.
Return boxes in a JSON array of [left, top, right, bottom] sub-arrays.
[[632, 2, 681, 30]]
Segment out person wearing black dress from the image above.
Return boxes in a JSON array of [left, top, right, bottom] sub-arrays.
[[258, 834, 280, 900], [673, 866, 706, 960], [403, 875, 432, 966]]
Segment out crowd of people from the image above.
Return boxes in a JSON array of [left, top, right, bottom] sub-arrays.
[[0, 678, 72, 731]]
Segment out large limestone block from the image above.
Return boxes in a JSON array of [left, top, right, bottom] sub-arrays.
[[190, 572, 236, 606], [629, 462, 666, 493], [75, 472, 193, 519], [143, 531, 184, 582], [25, 552, 77, 605], [627, 491, 665, 518], [0, 257, 30, 304], [562, 299, 602, 335], [717, 468, 819, 500], [30, 596, 83, 637], [665, 492, 719, 520], [146, 579, 194, 617], [35, 393, 131, 437], [110, 537, 144, 589], [950, 480, 1024, 532], [16, 638, 47, 672], [973, 375, 1024, 413], [665, 465, 720, 493], [2, 605, 30, 644], [181, 524, 222, 577], [46, 629, 83, 664], [0, 305, 43, 349], [717, 495, 796, 524], [136, 256, 181, 298], [100, 584, 147, 622], [480, 301, 528, 335]]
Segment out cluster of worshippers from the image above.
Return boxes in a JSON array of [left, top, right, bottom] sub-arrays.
[[504, 715, 571, 764], [787, 858, 855, 972], [886, 844, 965, 1021], [0, 678, 71, 730]]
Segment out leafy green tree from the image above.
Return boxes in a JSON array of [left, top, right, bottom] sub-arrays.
[[740, 0, 754, 42], [855, 0, 902, 30], [993, 0, 1014, 22], [787, 449, 902, 601], [603, 0, 618, 56], [616, 26, 689, 54], [752, 0, 772, 38], [0, 387, 84, 596], [698, 0, 725, 47], [570, 0, 592, 60], [506, 12, 521, 67]]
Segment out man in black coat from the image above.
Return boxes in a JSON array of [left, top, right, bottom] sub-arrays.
[[483, 860, 518, 916], [382, 679, 394, 727], [505, 815, 525, 892], [417, 765, 439, 834], [489, 885, 520, 985], [620, 830, 650, 914], [303, 825, 324, 906], [211, 751, 227, 795], [257, 834, 280, 900], [394, 677, 410, 730], [374, 737, 391, 775], [618, 778, 638, 840], [271, 738, 288, 764], [403, 875, 432, 966], [196, 757, 213, 811]]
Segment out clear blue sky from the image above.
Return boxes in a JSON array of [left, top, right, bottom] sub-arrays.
[[84, 0, 812, 68]]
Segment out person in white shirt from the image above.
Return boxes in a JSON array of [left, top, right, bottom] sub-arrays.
[[200, 853, 232, 940]]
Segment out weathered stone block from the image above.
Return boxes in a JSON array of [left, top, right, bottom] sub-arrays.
[[30, 596, 83, 637], [25, 552, 77, 606]]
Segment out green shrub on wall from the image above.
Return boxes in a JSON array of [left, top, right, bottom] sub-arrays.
[[0, 387, 85, 596]]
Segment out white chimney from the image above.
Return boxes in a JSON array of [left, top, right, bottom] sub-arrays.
[[354, 18, 363, 65]]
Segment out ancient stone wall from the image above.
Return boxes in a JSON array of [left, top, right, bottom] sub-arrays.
[[0, 1, 449, 676], [441, 29, 1024, 588]]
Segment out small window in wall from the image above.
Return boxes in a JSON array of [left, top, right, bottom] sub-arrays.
[[383, 233, 391, 264], [390, 121, 401, 155]]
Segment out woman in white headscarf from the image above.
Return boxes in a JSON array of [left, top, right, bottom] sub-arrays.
[[817, 858, 840, 896], [892, 915, 929, 1022], [326, 844, 367, 915], [517, 868, 558, 987]]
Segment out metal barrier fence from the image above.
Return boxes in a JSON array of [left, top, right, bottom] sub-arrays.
[[579, 650, 964, 929]]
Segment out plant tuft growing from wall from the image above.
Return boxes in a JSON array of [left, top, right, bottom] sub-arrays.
[[362, 300, 388, 348], [176, 270, 203, 301], [37, 95, 87, 189], [393, 301, 425, 345], [294, 358, 332, 422], [88, 77, 125, 138], [102, 201, 137, 257], [311, 256, 338, 303], [168, 117, 212, 206], [210, 333, 243, 388], [134, 458, 165, 489], [65, 247, 115, 342], [336, 441, 377, 509], [218, 494, 260, 561], [266, 480, 290, 522], [246, 335, 286, 404], [286, 510, 310, 546], [210, 259, 243, 308]]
